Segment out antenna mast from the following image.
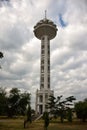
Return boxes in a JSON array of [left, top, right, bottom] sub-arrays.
[[45, 10, 47, 19]]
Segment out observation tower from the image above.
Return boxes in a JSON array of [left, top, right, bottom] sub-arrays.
[[34, 12, 57, 114]]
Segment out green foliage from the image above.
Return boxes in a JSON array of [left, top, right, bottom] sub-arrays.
[[75, 99, 87, 122], [27, 105, 32, 123], [24, 105, 32, 128], [47, 95, 76, 123], [18, 92, 31, 115], [0, 87, 7, 115], [43, 112, 49, 130], [0, 87, 31, 117], [65, 96, 76, 122], [7, 88, 21, 117], [47, 95, 58, 118], [67, 108, 72, 122]]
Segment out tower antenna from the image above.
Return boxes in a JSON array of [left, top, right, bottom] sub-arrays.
[[45, 10, 47, 19]]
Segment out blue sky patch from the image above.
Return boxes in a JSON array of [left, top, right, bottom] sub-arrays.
[[59, 14, 68, 27]]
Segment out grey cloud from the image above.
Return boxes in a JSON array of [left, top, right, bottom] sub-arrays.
[[70, 32, 87, 51], [63, 0, 87, 25], [0, 23, 30, 51]]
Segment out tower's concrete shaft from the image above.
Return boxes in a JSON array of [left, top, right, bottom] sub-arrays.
[[34, 17, 57, 114]]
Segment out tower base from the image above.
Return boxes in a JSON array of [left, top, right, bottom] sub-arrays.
[[35, 89, 54, 114]]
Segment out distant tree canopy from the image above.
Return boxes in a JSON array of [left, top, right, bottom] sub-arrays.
[[75, 98, 87, 122], [0, 87, 31, 117]]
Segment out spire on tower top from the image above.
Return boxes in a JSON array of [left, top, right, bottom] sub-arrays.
[[45, 10, 47, 19]]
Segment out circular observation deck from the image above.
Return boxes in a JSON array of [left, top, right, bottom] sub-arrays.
[[34, 18, 57, 40]]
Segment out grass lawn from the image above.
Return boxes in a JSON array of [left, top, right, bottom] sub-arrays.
[[0, 119, 87, 130]]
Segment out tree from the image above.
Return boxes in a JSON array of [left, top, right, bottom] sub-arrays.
[[58, 100, 66, 123], [47, 95, 76, 123], [47, 95, 65, 122], [47, 95, 58, 118], [43, 112, 49, 130], [7, 88, 31, 117], [0, 87, 7, 115], [0, 87, 31, 117], [7, 88, 20, 117], [58, 96, 76, 123], [65, 96, 76, 122], [75, 99, 87, 122], [67, 108, 72, 122], [0, 52, 4, 69], [24, 104, 32, 128], [18, 92, 31, 115]]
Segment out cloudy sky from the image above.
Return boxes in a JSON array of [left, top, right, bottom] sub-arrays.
[[0, 0, 87, 108]]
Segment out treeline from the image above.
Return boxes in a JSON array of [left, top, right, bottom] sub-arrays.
[[0, 87, 87, 123], [0, 87, 31, 117]]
